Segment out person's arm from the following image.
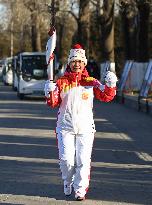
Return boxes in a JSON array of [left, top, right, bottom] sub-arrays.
[[94, 85, 116, 102], [44, 80, 61, 108], [93, 71, 117, 102]]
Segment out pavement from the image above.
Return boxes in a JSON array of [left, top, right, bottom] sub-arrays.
[[0, 82, 152, 205], [116, 93, 152, 117]]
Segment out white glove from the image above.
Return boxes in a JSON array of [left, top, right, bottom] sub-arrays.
[[105, 71, 118, 88], [44, 80, 57, 98]]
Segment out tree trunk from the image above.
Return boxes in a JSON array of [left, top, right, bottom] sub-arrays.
[[121, 1, 138, 60], [100, 0, 115, 62], [56, 22, 64, 60], [20, 24, 24, 52], [77, 0, 90, 58], [31, 11, 41, 52], [137, 1, 150, 62]]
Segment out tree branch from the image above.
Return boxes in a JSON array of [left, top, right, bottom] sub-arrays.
[[90, 0, 97, 6]]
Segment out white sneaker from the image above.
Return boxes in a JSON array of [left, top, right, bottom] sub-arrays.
[[64, 183, 73, 196], [75, 192, 85, 201]]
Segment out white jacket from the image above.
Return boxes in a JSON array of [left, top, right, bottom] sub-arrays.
[[46, 69, 116, 134]]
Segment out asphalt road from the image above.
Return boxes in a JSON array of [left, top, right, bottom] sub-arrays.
[[0, 82, 152, 205]]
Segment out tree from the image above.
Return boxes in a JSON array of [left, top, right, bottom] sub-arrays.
[[23, 0, 42, 51], [120, 0, 139, 60], [100, 0, 115, 62], [53, 0, 77, 63], [149, 1, 152, 59], [77, 0, 90, 57], [89, 0, 115, 63], [137, 0, 150, 61]]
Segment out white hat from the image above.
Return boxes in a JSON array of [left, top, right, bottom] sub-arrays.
[[68, 44, 87, 65]]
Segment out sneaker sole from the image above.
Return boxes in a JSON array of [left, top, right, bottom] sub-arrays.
[[76, 196, 85, 201]]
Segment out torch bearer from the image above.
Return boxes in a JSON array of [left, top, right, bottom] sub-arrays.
[[46, 0, 56, 82]]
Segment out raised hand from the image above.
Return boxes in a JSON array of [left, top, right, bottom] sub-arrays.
[[44, 80, 57, 98], [105, 71, 118, 88]]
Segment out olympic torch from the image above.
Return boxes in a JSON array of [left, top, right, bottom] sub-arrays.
[[46, 0, 56, 81]]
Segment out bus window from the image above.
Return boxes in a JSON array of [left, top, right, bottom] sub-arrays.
[[22, 55, 47, 79]]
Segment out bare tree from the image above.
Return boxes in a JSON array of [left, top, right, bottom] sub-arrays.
[[23, 0, 42, 51], [77, 0, 90, 57], [100, 0, 115, 62], [14, 0, 31, 52], [137, 0, 150, 61], [60, 0, 90, 58], [52, 0, 77, 63], [149, 1, 152, 59], [120, 0, 139, 60], [89, 0, 115, 62]]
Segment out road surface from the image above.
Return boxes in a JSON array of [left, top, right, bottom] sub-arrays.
[[0, 82, 152, 205]]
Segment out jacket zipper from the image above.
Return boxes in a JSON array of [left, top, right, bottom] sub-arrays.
[[75, 74, 79, 134], [76, 74, 78, 87]]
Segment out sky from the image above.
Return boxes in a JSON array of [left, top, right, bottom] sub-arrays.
[[0, 3, 10, 30]]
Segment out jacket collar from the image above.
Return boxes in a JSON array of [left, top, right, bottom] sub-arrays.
[[64, 67, 89, 82]]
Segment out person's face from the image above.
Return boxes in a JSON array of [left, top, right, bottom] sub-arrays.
[[69, 60, 85, 73]]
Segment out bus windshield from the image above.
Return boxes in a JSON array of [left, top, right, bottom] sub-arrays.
[[22, 55, 47, 79]]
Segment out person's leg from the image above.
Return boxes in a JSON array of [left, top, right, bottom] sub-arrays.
[[56, 130, 76, 195], [73, 132, 94, 199]]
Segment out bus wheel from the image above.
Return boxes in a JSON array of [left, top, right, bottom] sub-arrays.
[[17, 92, 24, 100], [12, 85, 17, 91]]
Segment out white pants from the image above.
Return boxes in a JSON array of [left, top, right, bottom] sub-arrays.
[[56, 130, 94, 197]]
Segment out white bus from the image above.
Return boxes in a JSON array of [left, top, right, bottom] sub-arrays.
[[0, 59, 5, 78], [16, 52, 48, 99], [12, 56, 18, 91], [2, 57, 13, 85]]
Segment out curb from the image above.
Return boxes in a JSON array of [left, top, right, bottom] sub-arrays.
[[116, 93, 152, 117]]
